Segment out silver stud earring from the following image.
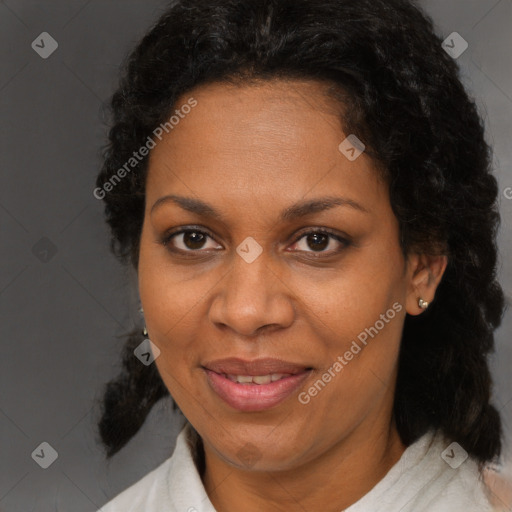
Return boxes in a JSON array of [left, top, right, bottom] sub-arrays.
[[418, 298, 429, 310], [139, 306, 148, 336]]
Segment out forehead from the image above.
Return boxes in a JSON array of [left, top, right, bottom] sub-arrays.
[[145, 79, 384, 217]]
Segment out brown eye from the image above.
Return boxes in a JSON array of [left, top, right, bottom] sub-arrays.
[[305, 233, 329, 251], [161, 228, 222, 253], [289, 229, 351, 255], [182, 231, 207, 250]]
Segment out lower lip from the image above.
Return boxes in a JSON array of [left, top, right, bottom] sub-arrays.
[[204, 369, 311, 412]]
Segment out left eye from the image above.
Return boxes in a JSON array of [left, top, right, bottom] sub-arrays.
[[289, 231, 349, 254]]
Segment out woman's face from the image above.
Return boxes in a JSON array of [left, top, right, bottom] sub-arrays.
[[138, 79, 436, 471]]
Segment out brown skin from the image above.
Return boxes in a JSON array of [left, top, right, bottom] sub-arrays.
[[137, 79, 448, 512]]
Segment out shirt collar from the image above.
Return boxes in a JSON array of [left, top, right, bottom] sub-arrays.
[[165, 426, 217, 512]]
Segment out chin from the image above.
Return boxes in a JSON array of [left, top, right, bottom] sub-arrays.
[[204, 426, 309, 472]]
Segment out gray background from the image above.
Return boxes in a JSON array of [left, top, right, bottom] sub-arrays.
[[1, 1, 511, 511]]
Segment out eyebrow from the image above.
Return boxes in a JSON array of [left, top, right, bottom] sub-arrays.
[[150, 194, 369, 220]]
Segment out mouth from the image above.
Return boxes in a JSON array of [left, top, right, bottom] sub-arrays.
[[202, 358, 313, 412]]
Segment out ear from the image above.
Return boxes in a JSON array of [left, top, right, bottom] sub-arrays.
[[405, 252, 448, 316]]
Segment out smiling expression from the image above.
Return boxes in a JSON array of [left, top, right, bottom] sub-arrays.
[[137, 78, 427, 471]]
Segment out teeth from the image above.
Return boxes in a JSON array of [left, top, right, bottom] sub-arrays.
[[225, 373, 288, 384], [236, 375, 254, 384], [252, 375, 272, 384]]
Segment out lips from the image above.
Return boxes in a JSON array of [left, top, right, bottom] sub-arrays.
[[202, 357, 312, 412], [203, 357, 310, 376]]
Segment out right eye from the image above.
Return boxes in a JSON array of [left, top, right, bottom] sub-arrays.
[[160, 228, 223, 253]]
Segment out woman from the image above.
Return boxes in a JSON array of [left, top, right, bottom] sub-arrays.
[[94, 0, 508, 510]]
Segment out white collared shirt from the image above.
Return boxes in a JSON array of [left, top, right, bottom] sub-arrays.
[[97, 427, 495, 512]]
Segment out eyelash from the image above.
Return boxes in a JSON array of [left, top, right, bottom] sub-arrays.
[[159, 226, 351, 257]]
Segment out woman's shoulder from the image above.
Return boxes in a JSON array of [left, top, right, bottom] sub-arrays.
[[96, 453, 174, 512], [96, 427, 215, 512], [395, 430, 496, 511], [346, 429, 497, 512]]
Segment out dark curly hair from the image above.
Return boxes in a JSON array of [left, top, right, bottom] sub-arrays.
[[95, 0, 506, 465]]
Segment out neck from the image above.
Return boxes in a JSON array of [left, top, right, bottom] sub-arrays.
[[202, 419, 406, 512]]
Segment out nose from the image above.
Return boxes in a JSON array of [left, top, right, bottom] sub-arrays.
[[208, 252, 295, 338]]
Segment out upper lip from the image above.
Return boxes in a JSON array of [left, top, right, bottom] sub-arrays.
[[203, 357, 311, 376]]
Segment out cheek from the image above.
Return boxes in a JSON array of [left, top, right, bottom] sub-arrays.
[[299, 278, 404, 431], [301, 248, 405, 345], [138, 229, 209, 340], [137, 241, 207, 397], [297, 245, 406, 402]]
